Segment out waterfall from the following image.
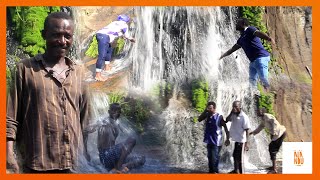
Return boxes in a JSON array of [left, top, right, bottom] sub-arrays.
[[69, 6, 273, 173], [129, 6, 271, 173]]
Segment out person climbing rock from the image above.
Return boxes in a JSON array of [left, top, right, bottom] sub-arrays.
[[249, 107, 286, 174], [219, 18, 275, 93], [95, 14, 135, 81], [198, 101, 230, 173], [83, 103, 145, 173]]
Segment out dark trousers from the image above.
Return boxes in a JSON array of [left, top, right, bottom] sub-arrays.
[[96, 33, 113, 70], [269, 131, 286, 160], [207, 144, 222, 173], [233, 142, 244, 173]]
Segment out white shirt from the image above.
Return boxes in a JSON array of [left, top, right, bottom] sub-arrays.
[[97, 20, 130, 43], [229, 111, 251, 143]]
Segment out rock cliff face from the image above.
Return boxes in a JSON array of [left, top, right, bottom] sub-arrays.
[[264, 7, 312, 142], [75, 6, 312, 142]]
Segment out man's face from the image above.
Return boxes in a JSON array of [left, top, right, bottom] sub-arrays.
[[42, 18, 74, 58], [207, 105, 216, 114], [232, 102, 241, 115], [109, 108, 121, 120], [235, 20, 244, 31], [257, 109, 264, 117]]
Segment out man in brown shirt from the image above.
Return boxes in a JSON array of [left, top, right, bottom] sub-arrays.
[[6, 12, 91, 173], [249, 107, 286, 174]]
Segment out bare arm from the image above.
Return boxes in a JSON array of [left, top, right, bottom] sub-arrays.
[[122, 26, 135, 43], [254, 31, 275, 44], [220, 116, 230, 146], [83, 123, 101, 161], [249, 123, 264, 136], [225, 111, 233, 123], [244, 129, 249, 151], [6, 140, 19, 173], [219, 44, 241, 60], [198, 110, 208, 122]]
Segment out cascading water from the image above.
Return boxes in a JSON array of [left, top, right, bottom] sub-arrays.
[[128, 6, 272, 173], [72, 6, 274, 173]]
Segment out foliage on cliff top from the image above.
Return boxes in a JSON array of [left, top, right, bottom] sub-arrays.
[[8, 6, 60, 57]]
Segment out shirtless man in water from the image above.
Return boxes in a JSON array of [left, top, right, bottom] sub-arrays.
[[84, 103, 145, 173]]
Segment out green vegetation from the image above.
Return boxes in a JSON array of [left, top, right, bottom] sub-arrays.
[[6, 55, 21, 95], [108, 92, 126, 104], [112, 38, 126, 56], [6, 68, 13, 95], [108, 92, 151, 133], [85, 35, 98, 58], [152, 82, 172, 98], [8, 6, 60, 57], [257, 83, 275, 115], [191, 79, 209, 112], [121, 97, 151, 133]]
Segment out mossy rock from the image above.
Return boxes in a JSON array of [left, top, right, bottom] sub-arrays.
[[257, 83, 275, 115], [8, 6, 60, 57], [191, 79, 209, 112]]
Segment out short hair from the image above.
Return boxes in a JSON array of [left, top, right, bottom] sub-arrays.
[[44, 12, 73, 31], [237, 18, 250, 26], [207, 101, 216, 108], [232, 100, 241, 108], [109, 103, 121, 111]]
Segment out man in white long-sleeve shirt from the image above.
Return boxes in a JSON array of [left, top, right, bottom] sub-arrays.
[[95, 14, 135, 81], [249, 107, 286, 174]]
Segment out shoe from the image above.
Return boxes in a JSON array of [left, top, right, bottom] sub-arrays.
[[265, 166, 273, 170], [228, 170, 237, 174]]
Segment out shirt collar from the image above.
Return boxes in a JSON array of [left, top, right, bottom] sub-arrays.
[[237, 111, 244, 117], [34, 54, 76, 70]]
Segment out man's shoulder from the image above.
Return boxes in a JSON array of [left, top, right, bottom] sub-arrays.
[[240, 111, 249, 119], [264, 113, 276, 120], [247, 26, 258, 31], [16, 54, 41, 68], [245, 26, 258, 35]]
